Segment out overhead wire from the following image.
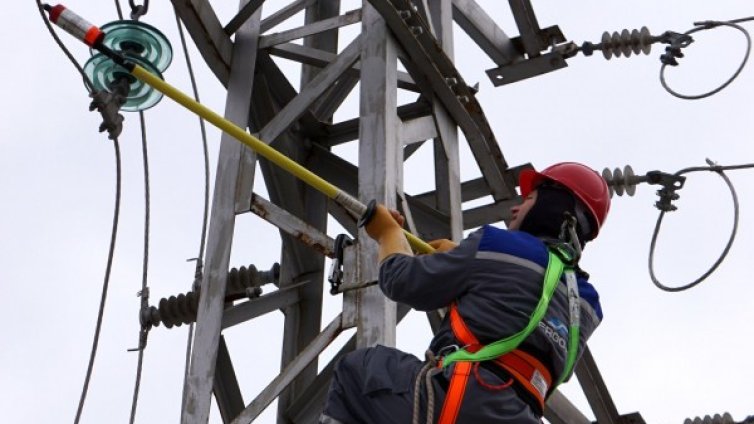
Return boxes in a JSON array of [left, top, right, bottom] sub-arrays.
[[42, 1, 156, 421], [129, 110, 151, 424], [172, 8, 212, 417], [38, 1, 127, 421], [115, 0, 124, 20], [73, 136, 123, 424], [40, 1, 210, 419], [648, 162, 754, 292], [660, 17, 754, 100], [106, 1, 159, 421]]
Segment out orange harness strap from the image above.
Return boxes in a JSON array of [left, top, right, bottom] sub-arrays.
[[495, 349, 551, 410], [449, 301, 480, 347], [437, 361, 472, 424], [437, 303, 553, 422]]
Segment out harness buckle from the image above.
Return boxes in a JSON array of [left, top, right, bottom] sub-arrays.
[[436, 344, 460, 358], [545, 240, 578, 266]]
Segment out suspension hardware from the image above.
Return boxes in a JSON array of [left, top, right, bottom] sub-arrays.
[[657, 31, 694, 66], [89, 76, 128, 139], [580, 26, 697, 66], [604, 165, 687, 211], [140, 263, 279, 329]]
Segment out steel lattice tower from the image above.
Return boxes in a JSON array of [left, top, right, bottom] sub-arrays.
[[168, 1, 644, 423]]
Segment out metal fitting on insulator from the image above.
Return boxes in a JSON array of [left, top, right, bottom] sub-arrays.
[[581, 27, 655, 60], [89, 77, 129, 139], [683, 413, 735, 424], [129, 0, 149, 20], [642, 170, 686, 212]]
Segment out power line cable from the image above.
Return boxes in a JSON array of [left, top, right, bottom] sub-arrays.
[[660, 18, 753, 99], [649, 162, 754, 292], [115, 0, 124, 20], [172, 9, 212, 417], [39, 4, 127, 421], [129, 111, 151, 424], [73, 136, 123, 424]]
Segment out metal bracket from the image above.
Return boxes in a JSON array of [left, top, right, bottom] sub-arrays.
[[487, 0, 573, 86], [486, 47, 571, 86]]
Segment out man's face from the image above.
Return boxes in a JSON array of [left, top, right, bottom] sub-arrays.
[[508, 189, 538, 230]]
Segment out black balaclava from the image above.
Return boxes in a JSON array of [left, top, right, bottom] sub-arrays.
[[518, 184, 593, 247]]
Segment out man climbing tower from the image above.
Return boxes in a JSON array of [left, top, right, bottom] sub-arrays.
[[321, 162, 611, 423]]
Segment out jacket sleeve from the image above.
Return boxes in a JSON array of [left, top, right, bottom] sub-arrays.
[[378, 229, 482, 311]]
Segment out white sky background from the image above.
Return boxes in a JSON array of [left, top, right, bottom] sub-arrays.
[[2, 1, 753, 423]]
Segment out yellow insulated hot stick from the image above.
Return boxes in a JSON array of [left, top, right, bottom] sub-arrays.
[[42, 1, 433, 253], [129, 65, 434, 254]]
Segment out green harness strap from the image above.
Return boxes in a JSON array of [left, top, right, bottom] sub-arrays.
[[442, 249, 581, 389]]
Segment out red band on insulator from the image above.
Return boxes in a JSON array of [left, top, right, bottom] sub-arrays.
[[49, 4, 66, 23], [84, 26, 104, 47]]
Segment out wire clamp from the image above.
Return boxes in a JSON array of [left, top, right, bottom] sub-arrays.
[[644, 171, 686, 212], [89, 77, 128, 139], [328, 234, 353, 295], [187, 257, 204, 292], [130, 286, 152, 352], [658, 31, 694, 66]]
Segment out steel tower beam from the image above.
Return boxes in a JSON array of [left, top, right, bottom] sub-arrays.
[[451, 0, 521, 66], [366, 0, 516, 201], [180, 2, 261, 423], [171, 0, 233, 85]]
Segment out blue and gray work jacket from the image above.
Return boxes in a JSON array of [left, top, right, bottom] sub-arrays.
[[379, 224, 603, 384]]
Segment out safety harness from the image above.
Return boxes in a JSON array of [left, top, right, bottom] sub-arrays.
[[436, 246, 581, 423]]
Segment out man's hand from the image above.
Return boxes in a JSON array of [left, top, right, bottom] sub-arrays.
[[365, 204, 405, 242], [428, 239, 458, 253], [364, 204, 412, 263]]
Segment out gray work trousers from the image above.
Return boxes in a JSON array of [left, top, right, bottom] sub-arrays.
[[321, 345, 541, 423]]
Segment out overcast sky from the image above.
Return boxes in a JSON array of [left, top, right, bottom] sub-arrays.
[[3, 1, 754, 423]]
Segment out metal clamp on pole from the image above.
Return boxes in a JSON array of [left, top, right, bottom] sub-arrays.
[[328, 234, 354, 295]]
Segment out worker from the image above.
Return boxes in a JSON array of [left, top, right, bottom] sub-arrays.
[[320, 162, 610, 424]]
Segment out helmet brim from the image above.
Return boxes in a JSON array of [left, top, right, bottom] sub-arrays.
[[518, 169, 547, 197]]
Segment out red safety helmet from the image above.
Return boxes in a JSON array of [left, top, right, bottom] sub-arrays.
[[518, 162, 610, 238]]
